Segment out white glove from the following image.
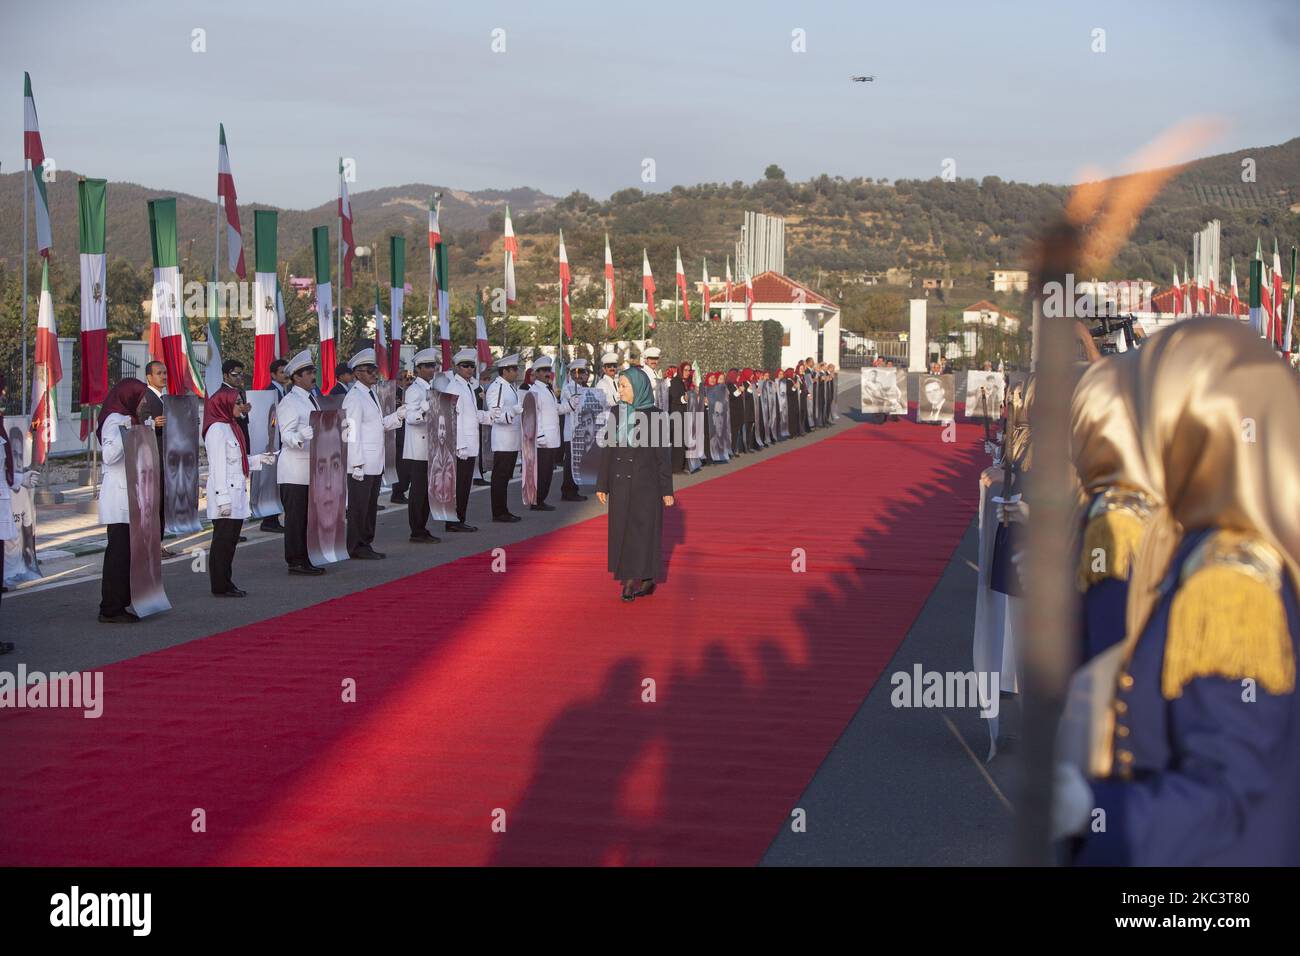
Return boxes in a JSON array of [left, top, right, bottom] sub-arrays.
[[260, 452, 276, 465], [456, 447, 469, 459], [350, 466, 364, 480], [420, 399, 430, 412], [1051, 762, 1094, 840], [995, 498, 1029, 524], [22, 471, 39, 489], [219, 503, 232, 518], [301, 425, 314, 441], [984, 440, 995, 456]]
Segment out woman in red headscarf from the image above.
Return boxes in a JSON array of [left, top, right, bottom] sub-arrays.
[[667, 362, 693, 473], [784, 369, 802, 437], [203, 387, 273, 597], [95, 378, 151, 622]]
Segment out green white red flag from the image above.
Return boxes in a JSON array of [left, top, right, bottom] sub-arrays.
[[642, 249, 656, 327], [23, 73, 52, 257], [147, 198, 203, 396], [373, 285, 388, 380], [504, 205, 518, 305], [77, 177, 109, 407], [604, 233, 616, 330], [435, 239, 451, 369], [313, 226, 336, 394], [676, 247, 691, 321], [703, 258, 713, 319], [252, 210, 279, 388], [428, 196, 441, 248], [389, 236, 405, 378], [31, 261, 61, 462], [559, 229, 572, 337], [216, 124, 246, 278], [1273, 239, 1284, 349], [338, 159, 355, 288], [744, 272, 754, 321]]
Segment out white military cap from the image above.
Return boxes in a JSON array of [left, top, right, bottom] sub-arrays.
[[530, 355, 553, 371], [285, 349, 315, 377], [600, 351, 620, 365], [569, 359, 589, 370], [348, 348, 378, 370], [412, 347, 439, 367], [495, 353, 521, 369], [452, 347, 477, 365], [643, 346, 661, 359]]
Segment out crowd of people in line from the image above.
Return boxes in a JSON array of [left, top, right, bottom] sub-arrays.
[[977, 318, 1299, 866]]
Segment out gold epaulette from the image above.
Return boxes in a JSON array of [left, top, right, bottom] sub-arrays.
[[1163, 530, 1295, 700], [1075, 489, 1156, 592]]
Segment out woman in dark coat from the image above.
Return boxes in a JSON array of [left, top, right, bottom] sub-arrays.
[[667, 362, 693, 473], [725, 369, 745, 455], [786, 369, 802, 437], [740, 369, 757, 450], [597, 366, 675, 602]]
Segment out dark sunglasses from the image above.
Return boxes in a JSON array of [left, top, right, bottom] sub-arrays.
[[457, 361, 476, 368]]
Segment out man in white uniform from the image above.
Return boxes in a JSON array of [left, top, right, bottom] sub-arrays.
[[558, 359, 589, 501], [443, 347, 495, 532], [595, 351, 620, 409], [641, 346, 662, 387], [401, 348, 441, 543], [276, 349, 324, 575], [527, 355, 576, 511], [484, 353, 523, 522], [341, 348, 404, 558]]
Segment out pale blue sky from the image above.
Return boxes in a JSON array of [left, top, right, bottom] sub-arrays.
[[4, 0, 1298, 208]]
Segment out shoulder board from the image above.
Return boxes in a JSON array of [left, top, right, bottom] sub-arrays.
[[1164, 530, 1294, 699], [1075, 489, 1156, 591]]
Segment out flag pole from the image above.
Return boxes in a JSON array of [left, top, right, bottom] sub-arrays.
[[427, 200, 436, 351], [336, 158, 344, 353], [21, 151, 31, 415]]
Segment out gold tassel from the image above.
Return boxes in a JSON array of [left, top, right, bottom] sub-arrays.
[[1164, 565, 1295, 699], [1076, 509, 1145, 591]]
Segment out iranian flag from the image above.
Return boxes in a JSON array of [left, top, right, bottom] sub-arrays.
[[604, 233, 617, 330], [373, 285, 388, 379], [23, 73, 51, 257], [676, 247, 691, 321], [204, 263, 225, 399], [216, 124, 246, 278], [435, 240, 451, 369], [1249, 258, 1264, 337], [31, 261, 61, 463], [1182, 261, 1192, 316], [1285, 246, 1297, 360], [252, 210, 279, 389], [276, 280, 289, 359], [702, 258, 712, 319], [503, 205, 518, 305], [1171, 267, 1180, 317], [1229, 257, 1240, 317], [147, 199, 203, 396], [1273, 239, 1284, 349], [725, 257, 734, 319], [313, 226, 336, 394], [389, 235, 405, 379], [744, 272, 754, 321], [559, 229, 572, 337], [428, 195, 441, 247], [642, 249, 656, 327], [338, 158, 355, 288], [475, 303, 491, 370], [77, 177, 109, 408]]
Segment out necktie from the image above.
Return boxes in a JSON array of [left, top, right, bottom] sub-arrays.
[[309, 393, 320, 410], [371, 389, 381, 409]]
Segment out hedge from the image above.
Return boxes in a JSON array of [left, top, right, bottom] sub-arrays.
[[650, 320, 784, 372]]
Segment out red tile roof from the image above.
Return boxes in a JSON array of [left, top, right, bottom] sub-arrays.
[[743, 271, 838, 308], [962, 300, 1001, 313]]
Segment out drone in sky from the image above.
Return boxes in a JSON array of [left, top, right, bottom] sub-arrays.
[[850, 75, 876, 82]]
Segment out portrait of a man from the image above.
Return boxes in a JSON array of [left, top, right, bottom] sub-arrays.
[[707, 383, 731, 462], [571, 388, 604, 486], [427, 393, 458, 522], [963, 371, 1005, 420], [3, 418, 40, 584], [918, 375, 954, 424], [519, 391, 538, 506], [247, 390, 282, 518], [307, 409, 347, 565], [124, 425, 170, 617], [162, 394, 201, 534]]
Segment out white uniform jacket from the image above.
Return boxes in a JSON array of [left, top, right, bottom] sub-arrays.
[[443, 373, 492, 460], [485, 377, 524, 453], [277, 385, 319, 486], [402, 376, 435, 462], [530, 382, 575, 449], [0, 434, 27, 542], [342, 381, 404, 476], [204, 422, 263, 520], [98, 412, 133, 525], [595, 374, 619, 409]]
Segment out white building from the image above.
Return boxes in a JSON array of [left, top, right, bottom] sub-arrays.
[[960, 300, 1020, 356], [709, 271, 840, 369], [989, 269, 1030, 293]]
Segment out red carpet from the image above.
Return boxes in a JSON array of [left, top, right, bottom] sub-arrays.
[[1, 420, 984, 866]]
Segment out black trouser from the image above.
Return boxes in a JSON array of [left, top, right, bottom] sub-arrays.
[[452, 455, 475, 524], [209, 517, 243, 593], [347, 474, 382, 554], [393, 430, 410, 495], [560, 439, 579, 495], [100, 523, 132, 617], [535, 446, 557, 504], [261, 483, 285, 529], [491, 450, 518, 517], [281, 483, 309, 566], [406, 459, 430, 534]]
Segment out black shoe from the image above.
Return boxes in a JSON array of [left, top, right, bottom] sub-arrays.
[[350, 548, 385, 560], [390, 494, 408, 504], [409, 532, 441, 543], [634, 580, 657, 598], [237, 535, 248, 543], [492, 513, 522, 523], [529, 503, 556, 512], [561, 493, 588, 501], [621, 581, 637, 603], [0, 641, 14, 655], [445, 522, 478, 532], [98, 612, 139, 623], [473, 478, 491, 486], [261, 521, 285, 533], [214, 587, 247, 598], [288, 563, 325, 576]]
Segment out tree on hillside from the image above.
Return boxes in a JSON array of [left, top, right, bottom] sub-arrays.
[[764, 164, 786, 181]]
